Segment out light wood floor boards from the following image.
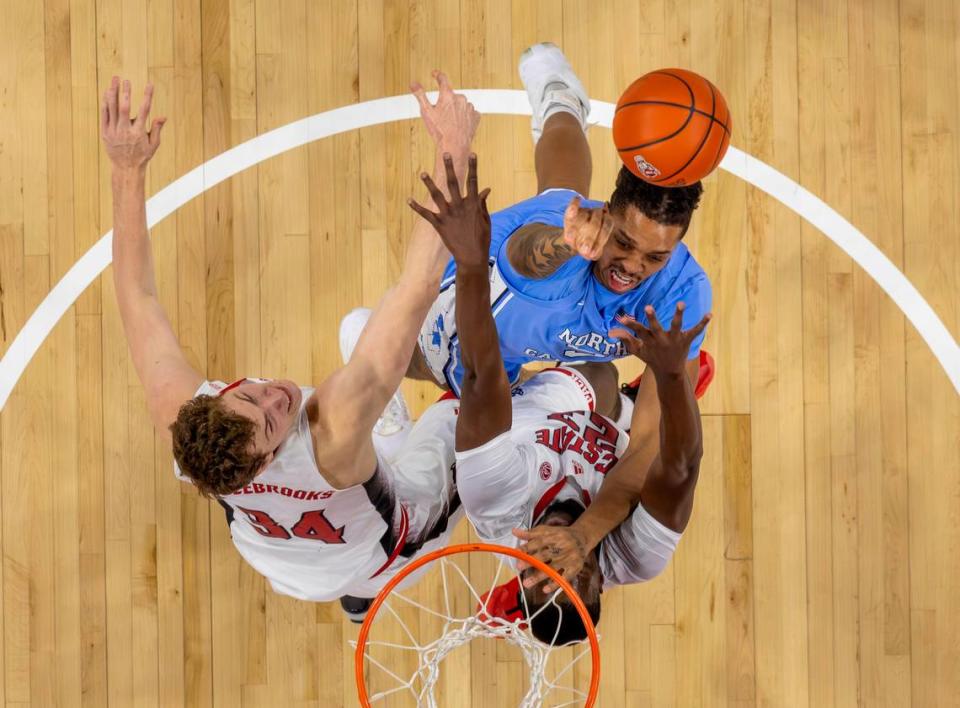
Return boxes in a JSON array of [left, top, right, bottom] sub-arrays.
[[0, 1, 957, 705]]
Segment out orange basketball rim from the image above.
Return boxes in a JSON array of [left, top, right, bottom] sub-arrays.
[[353, 542, 601, 707]]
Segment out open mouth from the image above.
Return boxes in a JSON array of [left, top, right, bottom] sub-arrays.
[[607, 266, 636, 292]]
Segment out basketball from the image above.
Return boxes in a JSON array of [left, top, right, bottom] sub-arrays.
[[612, 68, 732, 187]]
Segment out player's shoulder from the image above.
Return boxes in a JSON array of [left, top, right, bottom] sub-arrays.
[[306, 387, 380, 489], [652, 243, 712, 300], [493, 189, 601, 240], [668, 242, 708, 278]]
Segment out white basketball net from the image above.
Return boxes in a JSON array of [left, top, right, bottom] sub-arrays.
[[352, 550, 598, 707]]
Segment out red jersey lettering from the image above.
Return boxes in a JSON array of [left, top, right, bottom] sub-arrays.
[[291, 509, 346, 544], [237, 506, 290, 539]]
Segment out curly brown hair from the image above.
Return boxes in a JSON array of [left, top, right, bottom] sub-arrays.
[[170, 395, 267, 498], [609, 166, 704, 238]]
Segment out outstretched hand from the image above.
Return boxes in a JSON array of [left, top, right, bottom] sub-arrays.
[[610, 303, 711, 377], [407, 153, 491, 270], [512, 525, 591, 594], [101, 77, 166, 171], [411, 70, 480, 157]]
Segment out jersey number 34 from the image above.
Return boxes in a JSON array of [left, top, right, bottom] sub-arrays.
[[236, 506, 346, 544]]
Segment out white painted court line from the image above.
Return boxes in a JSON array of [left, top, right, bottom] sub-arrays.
[[0, 89, 957, 410]]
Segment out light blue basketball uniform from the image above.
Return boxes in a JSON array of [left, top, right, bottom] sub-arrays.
[[417, 188, 712, 395]]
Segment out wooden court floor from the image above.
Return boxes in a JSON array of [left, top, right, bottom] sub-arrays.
[[0, 0, 957, 705]]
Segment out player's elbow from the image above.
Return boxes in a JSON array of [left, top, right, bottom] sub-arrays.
[[394, 272, 442, 303], [663, 446, 703, 488], [115, 284, 160, 321], [461, 361, 509, 392]]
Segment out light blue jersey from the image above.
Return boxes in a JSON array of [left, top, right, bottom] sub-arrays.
[[418, 188, 712, 395]]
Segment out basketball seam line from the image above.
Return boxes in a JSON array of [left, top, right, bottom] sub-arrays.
[[614, 100, 731, 137], [615, 71, 698, 153], [649, 77, 719, 183], [655, 70, 731, 138], [704, 82, 729, 176]]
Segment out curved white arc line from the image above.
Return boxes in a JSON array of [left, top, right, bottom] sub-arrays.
[[720, 146, 959, 393], [0, 90, 956, 411]]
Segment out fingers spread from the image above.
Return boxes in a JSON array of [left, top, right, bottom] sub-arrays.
[[407, 197, 439, 228], [136, 83, 154, 128], [466, 153, 478, 197], [443, 153, 461, 203], [434, 69, 453, 97], [120, 79, 132, 122], [478, 187, 492, 219], [670, 301, 686, 331], [687, 312, 712, 339], [420, 170, 447, 206], [148, 117, 166, 148], [616, 314, 652, 337], [107, 76, 119, 126], [645, 305, 663, 332], [609, 326, 638, 344], [410, 81, 432, 112]]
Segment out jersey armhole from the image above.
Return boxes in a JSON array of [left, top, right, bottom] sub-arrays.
[[495, 229, 589, 308], [498, 222, 559, 280]]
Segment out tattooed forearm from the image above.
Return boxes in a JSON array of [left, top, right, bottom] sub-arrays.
[[506, 224, 575, 279]]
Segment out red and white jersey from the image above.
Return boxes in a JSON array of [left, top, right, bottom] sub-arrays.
[[174, 380, 461, 602], [456, 368, 682, 587]]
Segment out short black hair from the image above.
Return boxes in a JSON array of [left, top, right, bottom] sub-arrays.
[[523, 498, 601, 645], [608, 166, 704, 237], [526, 594, 601, 645]]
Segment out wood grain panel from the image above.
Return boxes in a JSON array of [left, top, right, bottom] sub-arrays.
[[0, 1, 956, 705]]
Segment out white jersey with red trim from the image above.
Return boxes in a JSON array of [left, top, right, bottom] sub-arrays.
[[173, 380, 461, 602], [456, 368, 682, 587]]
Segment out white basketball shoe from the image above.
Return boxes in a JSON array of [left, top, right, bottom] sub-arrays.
[[338, 307, 411, 437], [518, 42, 591, 144]]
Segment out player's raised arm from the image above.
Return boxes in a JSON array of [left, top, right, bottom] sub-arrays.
[[312, 72, 480, 478], [516, 304, 710, 591], [505, 197, 614, 279], [408, 155, 511, 451], [595, 305, 710, 524], [102, 77, 202, 439]]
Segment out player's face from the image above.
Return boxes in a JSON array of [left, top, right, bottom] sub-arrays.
[[592, 204, 684, 294], [220, 379, 302, 458]]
